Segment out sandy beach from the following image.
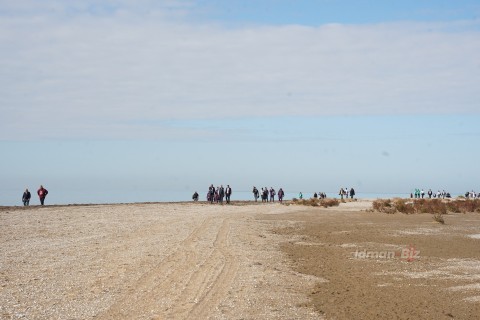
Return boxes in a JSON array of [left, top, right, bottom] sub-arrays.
[[1, 200, 479, 319]]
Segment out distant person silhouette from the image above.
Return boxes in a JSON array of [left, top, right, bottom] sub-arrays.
[[37, 185, 48, 205], [22, 188, 31, 206]]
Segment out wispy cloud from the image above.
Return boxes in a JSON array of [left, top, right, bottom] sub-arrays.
[[1, 1, 479, 140]]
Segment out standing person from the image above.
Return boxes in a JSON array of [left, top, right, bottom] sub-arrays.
[[37, 185, 48, 205], [269, 187, 276, 202], [208, 184, 215, 203], [262, 188, 268, 203], [218, 185, 225, 204], [421, 189, 425, 198], [299, 192, 303, 199], [339, 187, 344, 200], [278, 188, 284, 203], [349, 188, 355, 199], [225, 185, 232, 204], [22, 188, 31, 206], [428, 189, 433, 198], [253, 186, 259, 202], [192, 191, 199, 201]]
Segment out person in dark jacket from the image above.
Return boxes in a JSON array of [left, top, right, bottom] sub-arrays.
[[218, 185, 225, 204], [208, 184, 214, 203], [252, 186, 259, 202], [278, 188, 284, 203], [22, 188, 31, 206], [225, 185, 232, 204], [37, 185, 48, 205], [269, 187, 276, 202], [192, 191, 199, 201], [349, 188, 355, 199]]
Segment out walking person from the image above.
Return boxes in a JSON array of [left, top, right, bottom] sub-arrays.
[[349, 188, 355, 199], [339, 187, 344, 200], [225, 185, 232, 204], [269, 187, 276, 202], [278, 188, 284, 203], [262, 188, 268, 203], [253, 186, 259, 202], [208, 184, 215, 203], [37, 185, 48, 205], [22, 188, 31, 206], [218, 185, 225, 204], [192, 191, 199, 201]]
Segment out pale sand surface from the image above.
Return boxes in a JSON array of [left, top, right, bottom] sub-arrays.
[[1, 200, 479, 319], [1, 202, 319, 320]]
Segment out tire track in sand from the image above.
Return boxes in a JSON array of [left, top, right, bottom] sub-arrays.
[[169, 217, 239, 319], [97, 216, 238, 319]]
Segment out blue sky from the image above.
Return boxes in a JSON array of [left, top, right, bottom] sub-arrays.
[[1, 1, 479, 205]]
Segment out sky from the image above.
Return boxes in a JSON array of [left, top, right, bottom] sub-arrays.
[[1, 0, 479, 205]]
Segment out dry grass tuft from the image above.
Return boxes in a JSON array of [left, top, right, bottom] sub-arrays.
[[372, 198, 479, 217], [433, 212, 445, 224], [291, 198, 339, 208], [372, 199, 396, 214]]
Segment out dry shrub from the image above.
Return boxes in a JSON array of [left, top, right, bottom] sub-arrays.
[[372, 199, 396, 214], [462, 199, 480, 212], [373, 198, 480, 217], [445, 199, 480, 213], [292, 198, 339, 208], [446, 201, 461, 213], [372, 199, 390, 211], [393, 199, 415, 214], [319, 199, 339, 208], [433, 213, 445, 224], [413, 199, 447, 215], [306, 198, 319, 207]]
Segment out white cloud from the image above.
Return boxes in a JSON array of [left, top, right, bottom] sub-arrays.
[[1, 2, 479, 140]]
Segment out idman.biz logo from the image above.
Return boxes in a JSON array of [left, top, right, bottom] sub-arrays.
[[353, 245, 420, 262]]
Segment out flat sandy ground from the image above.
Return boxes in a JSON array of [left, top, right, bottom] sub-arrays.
[[1, 200, 479, 319]]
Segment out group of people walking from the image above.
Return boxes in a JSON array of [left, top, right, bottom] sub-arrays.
[[204, 184, 232, 204], [339, 187, 355, 200], [22, 185, 48, 206], [465, 190, 479, 199], [195, 186, 357, 203], [252, 187, 285, 203], [412, 189, 451, 199], [197, 185, 288, 203]]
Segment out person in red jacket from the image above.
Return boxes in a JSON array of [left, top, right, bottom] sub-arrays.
[[37, 185, 48, 205]]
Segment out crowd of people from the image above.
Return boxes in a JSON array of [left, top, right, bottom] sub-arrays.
[[339, 187, 355, 200], [465, 190, 479, 199], [411, 189, 480, 199], [199, 184, 233, 204], [251, 186, 285, 203], [195, 185, 343, 204], [21, 185, 48, 206], [412, 189, 452, 199]]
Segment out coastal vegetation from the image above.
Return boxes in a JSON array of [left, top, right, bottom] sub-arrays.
[[291, 198, 340, 208], [372, 198, 480, 215]]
